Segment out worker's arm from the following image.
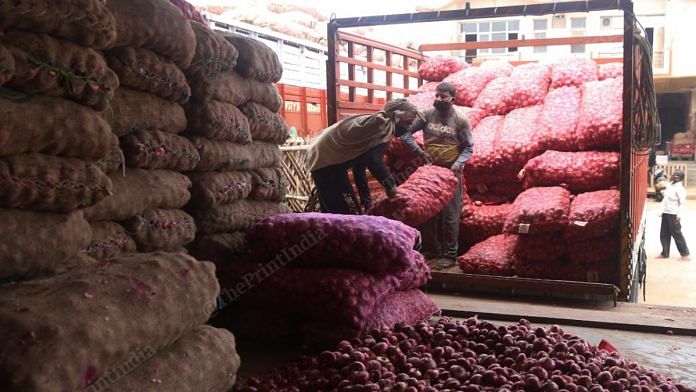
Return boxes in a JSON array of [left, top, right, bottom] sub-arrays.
[[352, 163, 372, 209], [452, 117, 474, 171], [401, 116, 428, 157], [363, 143, 397, 198]]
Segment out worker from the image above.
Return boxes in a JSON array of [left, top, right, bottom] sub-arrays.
[[306, 98, 419, 214], [656, 169, 690, 261], [401, 82, 474, 270]]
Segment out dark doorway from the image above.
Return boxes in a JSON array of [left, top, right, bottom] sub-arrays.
[[657, 91, 691, 147]]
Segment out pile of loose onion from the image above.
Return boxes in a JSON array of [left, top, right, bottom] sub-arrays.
[[233, 317, 693, 392]]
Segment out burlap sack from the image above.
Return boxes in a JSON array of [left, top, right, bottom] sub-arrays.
[[187, 232, 249, 265], [85, 222, 137, 260], [0, 252, 218, 392], [107, 88, 187, 137], [186, 22, 238, 82], [193, 200, 291, 234], [185, 100, 252, 143], [191, 138, 282, 172], [0, 0, 117, 49], [190, 70, 283, 112], [106, 47, 191, 103], [188, 171, 253, 210], [0, 154, 112, 212], [123, 208, 196, 252], [250, 167, 286, 201], [95, 143, 124, 175], [241, 102, 290, 144], [0, 43, 14, 87], [106, 0, 196, 68], [101, 326, 240, 392], [0, 93, 118, 160], [221, 33, 283, 83], [0, 209, 91, 281], [4, 31, 119, 111], [83, 168, 191, 222], [45, 253, 99, 277], [121, 130, 200, 171]]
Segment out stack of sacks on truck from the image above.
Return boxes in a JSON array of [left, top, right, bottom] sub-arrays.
[[83, 0, 199, 259], [216, 213, 438, 344], [184, 24, 291, 263], [0, 1, 240, 391], [456, 57, 623, 283]]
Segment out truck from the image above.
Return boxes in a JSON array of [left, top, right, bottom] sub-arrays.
[[324, 0, 653, 303]]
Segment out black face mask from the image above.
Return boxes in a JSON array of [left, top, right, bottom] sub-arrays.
[[433, 100, 453, 111]]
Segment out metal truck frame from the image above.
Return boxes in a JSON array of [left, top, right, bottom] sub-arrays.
[[326, 0, 649, 303]]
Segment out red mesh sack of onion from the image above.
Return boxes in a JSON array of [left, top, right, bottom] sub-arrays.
[[523, 151, 620, 194], [367, 165, 458, 228], [246, 213, 422, 276], [550, 57, 598, 88], [599, 62, 623, 80], [514, 257, 618, 283], [497, 105, 543, 171], [479, 59, 514, 76], [300, 289, 439, 343], [458, 234, 518, 276], [459, 203, 512, 254], [458, 106, 486, 129], [385, 131, 425, 184], [576, 78, 623, 150], [504, 187, 571, 235], [396, 253, 431, 290], [444, 67, 498, 107], [501, 63, 551, 112], [467, 181, 523, 205], [418, 55, 468, 82], [464, 115, 503, 177], [474, 76, 510, 116], [537, 86, 582, 152], [564, 189, 620, 240], [221, 261, 399, 331], [566, 235, 617, 265], [406, 91, 436, 111], [515, 233, 566, 263]]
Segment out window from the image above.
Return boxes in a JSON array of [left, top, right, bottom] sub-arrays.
[[461, 23, 476, 33], [571, 17, 586, 29], [571, 44, 586, 53], [460, 19, 520, 56], [534, 32, 547, 53], [533, 19, 548, 54], [534, 19, 548, 31]]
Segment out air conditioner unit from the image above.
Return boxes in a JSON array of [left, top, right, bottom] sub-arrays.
[[600, 16, 621, 29]]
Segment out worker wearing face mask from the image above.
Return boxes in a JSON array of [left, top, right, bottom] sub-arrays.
[[656, 169, 690, 261], [306, 98, 419, 214], [401, 82, 474, 269]]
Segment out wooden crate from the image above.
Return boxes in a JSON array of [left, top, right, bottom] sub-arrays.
[[649, 162, 689, 189], [280, 142, 313, 212]]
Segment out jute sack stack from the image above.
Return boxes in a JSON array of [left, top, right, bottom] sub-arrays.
[[0, 209, 91, 281], [3, 31, 119, 111], [84, 221, 138, 260], [99, 325, 240, 392], [0, 252, 218, 392], [108, 88, 187, 137], [0, 0, 118, 49]]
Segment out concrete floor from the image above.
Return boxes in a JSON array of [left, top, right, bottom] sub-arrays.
[[641, 198, 696, 307]]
